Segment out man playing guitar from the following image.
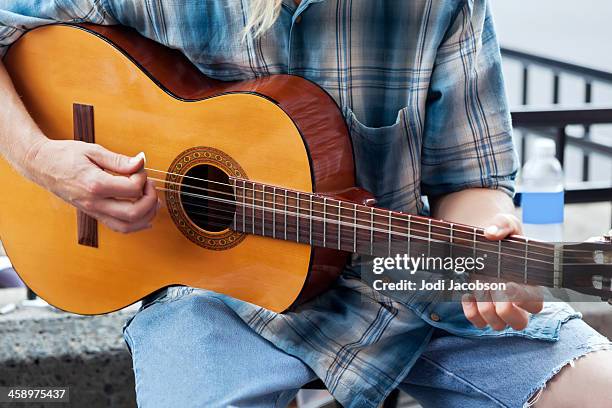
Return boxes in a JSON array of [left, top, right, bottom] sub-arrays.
[[0, 1, 611, 407]]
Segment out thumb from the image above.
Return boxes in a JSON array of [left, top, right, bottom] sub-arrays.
[[88, 146, 145, 175]]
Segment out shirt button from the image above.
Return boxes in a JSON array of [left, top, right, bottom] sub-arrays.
[[430, 313, 441, 322]]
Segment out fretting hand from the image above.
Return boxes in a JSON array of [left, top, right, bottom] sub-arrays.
[[461, 213, 544, 331]]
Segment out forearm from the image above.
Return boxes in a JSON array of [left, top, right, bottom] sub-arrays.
[[0, 61, 47, 179], [430, 188, 515, 229]]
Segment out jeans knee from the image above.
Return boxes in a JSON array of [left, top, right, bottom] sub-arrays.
[[127, 289, 252, 350]]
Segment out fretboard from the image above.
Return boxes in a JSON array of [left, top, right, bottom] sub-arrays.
[[229, 179, 560, 288]]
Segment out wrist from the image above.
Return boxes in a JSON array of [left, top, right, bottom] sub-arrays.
[[19, 134, 52, 184]]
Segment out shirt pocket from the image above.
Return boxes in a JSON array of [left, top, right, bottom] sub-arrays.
[[343, 106, 422, 213]]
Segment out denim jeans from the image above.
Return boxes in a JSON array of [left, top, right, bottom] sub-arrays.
[[123, 289, 609, 408]]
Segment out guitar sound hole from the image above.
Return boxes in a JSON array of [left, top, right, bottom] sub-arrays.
[[180, 164, 235, 233]]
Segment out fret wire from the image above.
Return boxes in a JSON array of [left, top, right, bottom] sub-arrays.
[[296, 192, 300, 243], [353, 204, 357, 253], [388, 212, 392, 257], [497, 240, 502, 279], [231, 179, 237, 228], [251, 182, 255, 235], [337, 201, 341, 250], [272, 186, 276, 239], [472, 228, 476, 260], [284, 190, 288, 241], [427, 219, 432, 258], [370, 207, 374, 256], [261, 185, 265, 237], [242, 180, 246, 233], [309, 197, 313, 245], [524, 239, 529, 284], [407, 215, 411, 258], [323, 197, 327, 248], [449, 223, 454, 258]]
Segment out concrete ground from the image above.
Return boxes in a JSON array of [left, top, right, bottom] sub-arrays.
[[0, 289, 137, 408]]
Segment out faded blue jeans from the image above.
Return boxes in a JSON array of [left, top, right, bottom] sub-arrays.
[[123, 289, 608, 408]]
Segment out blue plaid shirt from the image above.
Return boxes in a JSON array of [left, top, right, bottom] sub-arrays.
[[1, 1, 580, 406]]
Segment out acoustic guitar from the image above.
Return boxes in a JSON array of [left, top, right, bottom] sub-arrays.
[[1, 24, 610, 315]]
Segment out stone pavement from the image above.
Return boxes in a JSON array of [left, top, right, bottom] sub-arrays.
[[0, 289, 136, 408]]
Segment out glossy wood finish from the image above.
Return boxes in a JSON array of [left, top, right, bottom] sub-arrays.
[[82, 23, 355, 310], [81, 24, 355, 192], [73, 103, 98, 248], [1, 24, 354, 314]]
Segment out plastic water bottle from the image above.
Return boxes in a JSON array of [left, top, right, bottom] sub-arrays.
[[519, 138, 564, 242]]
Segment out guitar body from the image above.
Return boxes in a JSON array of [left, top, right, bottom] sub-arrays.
[[0, 24, 355, 314]]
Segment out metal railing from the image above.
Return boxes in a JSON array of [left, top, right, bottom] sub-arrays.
[[502, 47, 612, 205], [511, 106, 612, 204], [501, 48, 612, 92]]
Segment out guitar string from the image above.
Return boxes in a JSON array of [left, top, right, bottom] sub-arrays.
[[146, 168, 599, 254], [153, 178, 601, 261], [158, 182, 556, 259], [178, 202, 562, 272], [174, 200, 606, 276], [146, 168, 557, 250], [148, 177, 554, 258], [148, 173, 600, 257], [156, 186, 604, 267], [151, 168, 545, 247], [177, 197, 600, 266]]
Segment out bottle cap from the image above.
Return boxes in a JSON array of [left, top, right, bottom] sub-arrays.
[[531, 138, 556, 158]]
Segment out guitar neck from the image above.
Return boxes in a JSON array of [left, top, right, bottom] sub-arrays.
[[229, 179, 560, 289]]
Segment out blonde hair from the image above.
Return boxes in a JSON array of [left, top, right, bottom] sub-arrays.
[[243, 0, 283, 39]]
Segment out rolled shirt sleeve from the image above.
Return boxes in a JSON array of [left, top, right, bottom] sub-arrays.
[[421, 0, 518, 198], [0, 0, 116, 58]]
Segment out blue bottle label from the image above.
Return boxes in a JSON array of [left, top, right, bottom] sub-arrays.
[[521, 191, 564, 224]]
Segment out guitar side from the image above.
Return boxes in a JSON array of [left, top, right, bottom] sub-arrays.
[[0, 24, 354, 314]]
